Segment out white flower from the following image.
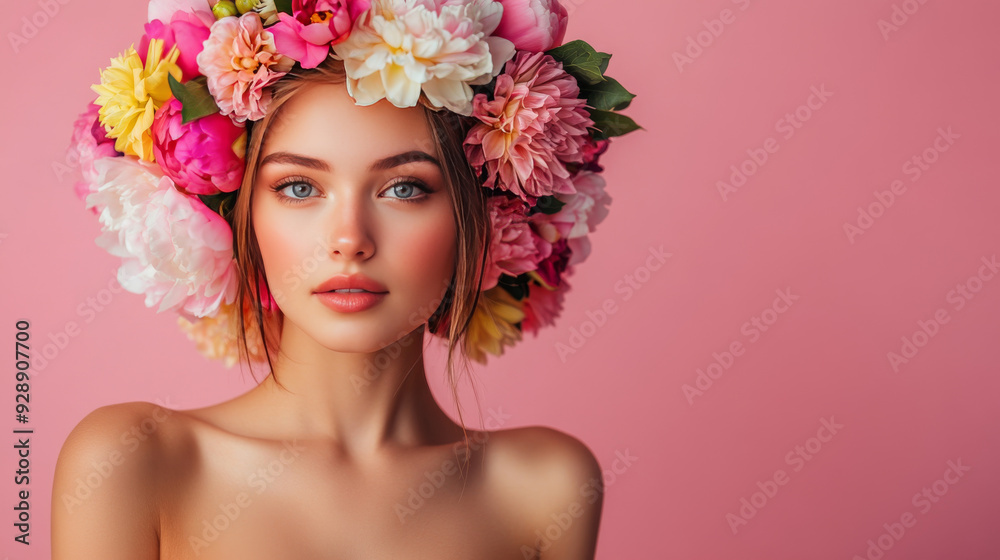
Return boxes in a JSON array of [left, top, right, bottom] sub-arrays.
[[86, 156, 238, 318], [332, 0, 516, 115]]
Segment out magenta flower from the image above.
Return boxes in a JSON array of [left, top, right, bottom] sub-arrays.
[[69, 103, 121, 212], [151, 98, 246, 195], [533, 237, 571, 288], [464, 51, 593, 205], [483, 195, 543, 290], [493, 0, 568, 52], [270, 0, 368, 69], [196, 13, 294, 122], [139, 10, 211, 80]]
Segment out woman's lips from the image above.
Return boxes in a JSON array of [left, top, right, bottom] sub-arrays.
[[314, 290, 387, 312]]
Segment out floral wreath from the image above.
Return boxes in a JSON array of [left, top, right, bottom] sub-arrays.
[[69, 0, 640, 366]]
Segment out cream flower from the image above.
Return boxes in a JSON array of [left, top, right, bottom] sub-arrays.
[[178, 300, 269, 367], [332, 0, 515, 115], [86, 156, 238, 318], [91, 39, 182, 161]]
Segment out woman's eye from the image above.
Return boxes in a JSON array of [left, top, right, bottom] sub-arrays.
[[278, 182, 316, 200], [384, 181, 430, 201]]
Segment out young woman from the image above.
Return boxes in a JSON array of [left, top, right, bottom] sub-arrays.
[[53, 1, 637, 557]]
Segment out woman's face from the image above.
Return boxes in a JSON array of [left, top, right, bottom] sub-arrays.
[[251, 82, 457, 353]]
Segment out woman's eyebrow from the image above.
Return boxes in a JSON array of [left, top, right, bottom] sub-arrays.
[[259, 150, 441, 172]]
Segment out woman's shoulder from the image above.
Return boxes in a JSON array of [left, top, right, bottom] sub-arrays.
[[52, 400, 196, 559], [481, 426, 605, 555]]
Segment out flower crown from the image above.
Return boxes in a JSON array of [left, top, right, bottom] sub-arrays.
[[69, 0, 640, 366]]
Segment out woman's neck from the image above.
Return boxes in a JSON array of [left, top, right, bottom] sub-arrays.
[[245, 323, 465, 460]]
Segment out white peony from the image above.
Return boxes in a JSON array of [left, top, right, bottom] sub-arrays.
[[86, 156, 238, 319], [332, 0, 516, 115]]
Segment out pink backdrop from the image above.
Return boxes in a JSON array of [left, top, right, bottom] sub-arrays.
[[2, 0, 998, 558]]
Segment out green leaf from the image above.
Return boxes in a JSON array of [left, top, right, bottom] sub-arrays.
[[581, 77, 636, 112], [531, 195, 566, 215], [589, 109, 642, 140], [273, 0, 293, 16], [498, 274, 529, 300], [167, 74, 220, 124], [546, 39, 610, 86]]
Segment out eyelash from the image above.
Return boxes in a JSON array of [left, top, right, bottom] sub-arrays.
[[269, 176, 434, 205]]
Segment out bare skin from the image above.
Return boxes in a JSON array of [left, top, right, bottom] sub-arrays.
[[52, 82, 603, 559]]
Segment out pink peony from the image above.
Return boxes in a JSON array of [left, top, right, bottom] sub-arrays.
[[493, 0, 568, 52], [464, 51, 593, 205], [521, 279, 567, 335], [86, 156, 238, 318], [270, 0, 368, 69], [69, 103, 121, 212], [151, 97, 247, 195], [196, 13, 295, 122], [483, 195, 543, 290], [139, 10, 212, 80]]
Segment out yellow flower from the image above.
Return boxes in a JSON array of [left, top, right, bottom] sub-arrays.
[[91, 39, 181, 161], [464, 286, 525, 364]]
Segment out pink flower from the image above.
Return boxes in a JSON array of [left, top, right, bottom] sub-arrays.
[[68, 103, 121, 212], [139, 10, 212, 81], [483, 195, 543, 290], [86, 156, 238, 318], [151, 98, 247, 195], [493, 0, 568, 52], [464, 51, 593, 205], [580, 137, 610, 172], [532, 171, 611, 266], [270, 0, 368, 69], [521, 280, 567, 335], [196, 13, 295, 122]]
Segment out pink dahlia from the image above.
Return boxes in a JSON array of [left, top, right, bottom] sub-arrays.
[[270, 0, 368, 69], [521, 280, 567, 335], [69, 103, 121, 212], [196, 13, 294, 122], [464, 50, 593, 205], [151, 97, 246, 195], [86, 156, 238, 318], [493, 0, 568, 52], [139, 9, 211, 80], [483, 195, 543, 290]]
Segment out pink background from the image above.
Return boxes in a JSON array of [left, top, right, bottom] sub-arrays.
[[2, 0, 999, 558]]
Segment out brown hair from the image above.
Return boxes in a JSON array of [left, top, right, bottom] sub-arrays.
[[227, 57, 491, 451]]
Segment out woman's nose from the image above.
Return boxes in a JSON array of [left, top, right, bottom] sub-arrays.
[[324, 191, 375, 260]]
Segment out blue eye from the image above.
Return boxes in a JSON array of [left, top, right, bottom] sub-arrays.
[[271, 179, 316, 204], [383, 180, 432, 202]]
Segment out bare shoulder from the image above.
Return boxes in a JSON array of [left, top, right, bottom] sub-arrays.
[[483, 426, 604, 559], [51, 400, 193, 559]]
